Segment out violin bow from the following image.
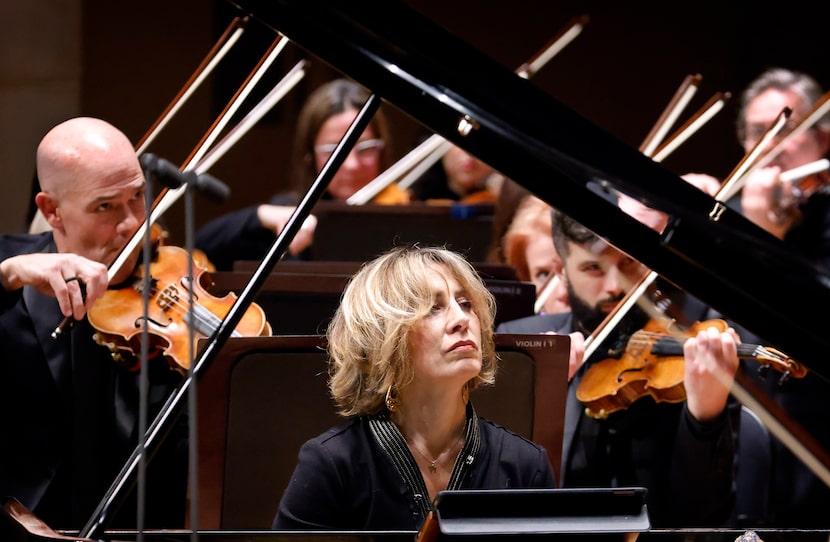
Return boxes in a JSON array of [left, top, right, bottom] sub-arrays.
[[599, 76, 728, 204], [517, 15, 589, 79], [534, 268, 561, 314], [105, 34, 292, 285], [347, 15, 589, 205], [135, 16, 249, 155], [779, 157, 830, 185], [716, 106, 792, 202], [80, 29, 308, 539], [775, 157, 830, 213], [639, 73, 702, 157], [651, 91, 731, 163], [581, 92, 830, 490], [581, 81, 731, 356], [33, 16, 249, 238], [54, 33, 295, 337], [147, 48, 306, 249], [48, 18, 258, 339], [720, 89, 830, 201], [194, 60, 307, 174], [750, 89, 830, 168], [581, 268, 657, 360], [109, 39, 302, 354], [81, 86, 385, 542], [539, 82, 729, 316], [629, 287, 830, 490]]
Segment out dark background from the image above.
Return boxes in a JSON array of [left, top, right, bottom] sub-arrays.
[[71, 0, 830, 245]]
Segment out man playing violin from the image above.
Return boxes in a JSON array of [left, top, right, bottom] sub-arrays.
[[497, 208, 741, 528], [736, 67, 830, 254], [688, 67, 830, 528], [0, 117, 187, 530]]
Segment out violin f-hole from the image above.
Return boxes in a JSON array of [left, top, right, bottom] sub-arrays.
[[179, 276, 200, 301], [617, 366, 644, 382], [135, 315, 173, 329]]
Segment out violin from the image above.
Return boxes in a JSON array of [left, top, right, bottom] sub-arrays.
[[459, 187, 499, 205], [88, 244, 271, 376], [575, 318, 806, 420], [771, 158, 830, 224], [370, 182, 412, 205]]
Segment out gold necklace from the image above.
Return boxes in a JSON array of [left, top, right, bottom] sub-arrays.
[[408, 431, 465, 474]]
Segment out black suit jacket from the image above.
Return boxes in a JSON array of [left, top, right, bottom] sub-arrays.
[[0, 232, 187, 530], [274, 414, 556, 530], [195, 191, 308, 271], [497, 312, 738, 527]]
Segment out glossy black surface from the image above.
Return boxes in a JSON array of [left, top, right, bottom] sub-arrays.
[[227, 0, 830, 379], [53, 530, 830, 542]]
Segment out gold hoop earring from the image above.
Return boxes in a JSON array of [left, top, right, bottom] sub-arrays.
[[462, 384, 469, 405], [385, 386, 400, 412]]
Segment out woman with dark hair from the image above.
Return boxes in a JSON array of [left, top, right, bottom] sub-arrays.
[[195, 78, 402, 271]]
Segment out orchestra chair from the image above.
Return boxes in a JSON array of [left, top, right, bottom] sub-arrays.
[[735, 405, 772, 527], [191, 333, 570, 529], [207, 261, 535, 334]]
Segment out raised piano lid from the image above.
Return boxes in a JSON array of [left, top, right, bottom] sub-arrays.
[[228, 0, 830, 378]]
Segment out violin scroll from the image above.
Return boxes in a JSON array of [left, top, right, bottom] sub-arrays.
[[752, 345, 807, 384]]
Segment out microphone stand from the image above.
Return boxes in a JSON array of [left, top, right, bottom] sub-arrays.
[[80, 93, 382, 541], [136, 170, 157, 542]]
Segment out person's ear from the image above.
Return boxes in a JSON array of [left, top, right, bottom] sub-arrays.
[[35, 192, 62, 231]]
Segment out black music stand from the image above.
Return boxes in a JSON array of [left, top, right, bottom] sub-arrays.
[[418, 488, 650, 542], [308, 201, 496, 262]]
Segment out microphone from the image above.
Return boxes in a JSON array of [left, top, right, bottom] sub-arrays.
[[139, 153, 231, 204]]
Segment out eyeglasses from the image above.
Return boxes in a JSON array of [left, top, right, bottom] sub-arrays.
[[314, 138, 385, 161], [743, 118, 812, 146]]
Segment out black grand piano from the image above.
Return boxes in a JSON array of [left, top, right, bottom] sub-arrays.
[[6, 1, 830, 541], [222, 0, 830, 370]]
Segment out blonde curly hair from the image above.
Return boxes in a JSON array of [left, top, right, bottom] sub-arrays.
[[327, 245, 498, 417]]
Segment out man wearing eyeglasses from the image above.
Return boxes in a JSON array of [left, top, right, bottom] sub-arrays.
[[686, 67, 830, 528]]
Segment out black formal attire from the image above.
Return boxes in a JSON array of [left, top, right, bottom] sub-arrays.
[[497, 311, 739, 528], [0, 232, 188, 531], [712, 189, 830, 528], [273, 403, 555, 530], [195, 192, 306, 272], [408, 161, 462, 202], [785, 189, 830, 272]]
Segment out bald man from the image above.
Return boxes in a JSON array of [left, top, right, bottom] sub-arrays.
[[0, 117, 187, 530]]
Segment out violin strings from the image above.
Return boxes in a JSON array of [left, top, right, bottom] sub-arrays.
[[623, 331, 791, 370], [142, 279, 228, 340]]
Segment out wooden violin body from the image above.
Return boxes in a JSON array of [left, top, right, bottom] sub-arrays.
[[774, 167, 830, 225], [88, 245, 271, 375], [370, 183, 412, 205], [576, 318, 806, 419], [576, 318, 689, 419], [459, 187, 499, 205]]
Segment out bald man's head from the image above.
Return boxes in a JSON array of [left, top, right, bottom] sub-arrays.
[[36, 117, 139, 201], [33, 117, 146, 271]]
